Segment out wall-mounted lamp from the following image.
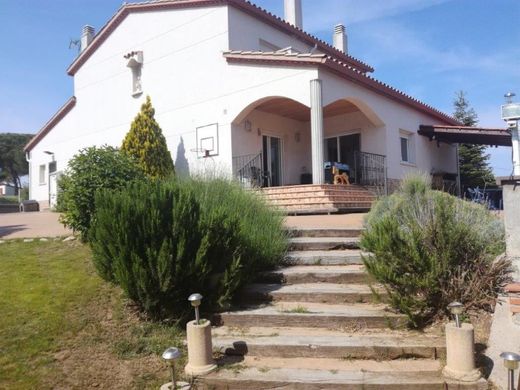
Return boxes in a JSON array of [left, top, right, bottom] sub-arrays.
[[244, 119, 252, 132], [188, 293, 202, 325], [294, 132, 301, 142], [500, 351, 520, 390], [162, 347, 181, 390], [43, 151, 55, 162], [447, 301, 464, 328]]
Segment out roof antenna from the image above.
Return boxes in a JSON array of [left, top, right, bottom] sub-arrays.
[[69, 38, 81, 53]]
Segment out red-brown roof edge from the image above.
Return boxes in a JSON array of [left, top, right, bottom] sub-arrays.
[[66, 0, 373, 76], [224, 52, 461, 126], [24, 97, 77, 152]]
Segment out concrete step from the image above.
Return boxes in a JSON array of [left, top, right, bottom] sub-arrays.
[[287, 228, 364, 238], [258, 265, 370, 284], [242, 283, 383, 304], [261, 184, 370, 195], [280, 202, 373, 209], [212, 327, 445, 359], [289, 237, 361, 250], [213, 301, 406, 329], [285, 250, 365, 265], [202, 356, 487, 389], [266, 192, 375, 200]]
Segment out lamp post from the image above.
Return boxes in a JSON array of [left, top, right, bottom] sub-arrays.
[[162, 347, 181, 390], [447, 301, 464, 328], [500, 352, 520, 390], [188, 293, 202, 325]]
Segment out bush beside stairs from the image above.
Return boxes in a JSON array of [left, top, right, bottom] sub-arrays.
[[201, 226, 488, 389]]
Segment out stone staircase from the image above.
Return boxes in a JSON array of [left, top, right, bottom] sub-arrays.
[[203, 227, 487, 389], [261, 184, 376, 214]]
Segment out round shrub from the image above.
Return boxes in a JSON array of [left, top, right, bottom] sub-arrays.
[[57, 146, 144, 239], [361, 174, 511, 328], [89, 178, 287, 320]]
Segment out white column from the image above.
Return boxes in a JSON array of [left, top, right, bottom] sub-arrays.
[[310, 79, 324, 184]]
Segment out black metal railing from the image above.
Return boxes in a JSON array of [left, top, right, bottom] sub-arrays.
[[232, 152, 266, 188], [352, 151, 387, 194]]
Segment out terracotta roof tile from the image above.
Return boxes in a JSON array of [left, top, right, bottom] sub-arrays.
[[67, 0, 373, 76], [223, 50, 460, 125]]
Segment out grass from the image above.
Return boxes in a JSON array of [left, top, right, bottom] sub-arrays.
[[281, 305, 310, 314], [0, 240, 186, 389]]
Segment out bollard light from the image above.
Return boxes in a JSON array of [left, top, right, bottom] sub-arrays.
[[162, 347, 181, 390], [500, 352, 520, 390], [188, 293, 203, 325], [447, 301, 464, 328]]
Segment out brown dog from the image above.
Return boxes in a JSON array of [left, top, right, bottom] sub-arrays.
[[332, 166, 350, 185]]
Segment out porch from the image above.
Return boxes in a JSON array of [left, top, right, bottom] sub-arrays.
[[231, 96, 387, 193]]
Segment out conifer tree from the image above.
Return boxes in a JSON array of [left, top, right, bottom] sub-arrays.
[[453, 91, 494, 190], [122, 96, 174, 178]]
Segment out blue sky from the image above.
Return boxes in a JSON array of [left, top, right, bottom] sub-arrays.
[[1, 0, 519, 175]]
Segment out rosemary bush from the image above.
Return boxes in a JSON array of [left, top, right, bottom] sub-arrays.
[[361, 174, 510, 327]]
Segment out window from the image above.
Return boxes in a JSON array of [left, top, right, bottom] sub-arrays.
[[400, 137, 409, 162], [399, 130, 415, 164], [39, 164, 46, 185]]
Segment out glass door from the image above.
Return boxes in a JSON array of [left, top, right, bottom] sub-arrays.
[[324, 133, 360, 182], [262, 135, 282, 187]]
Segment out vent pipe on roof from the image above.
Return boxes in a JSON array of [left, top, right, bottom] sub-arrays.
[[333, 23, 347, 54], [80, 25, 95, 52], [284, 0, 303, 29]]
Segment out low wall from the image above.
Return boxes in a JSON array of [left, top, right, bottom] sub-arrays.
[[0, 204, 20, 213]]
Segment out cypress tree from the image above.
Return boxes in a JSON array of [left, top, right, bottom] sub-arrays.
[[122, 96, 174, 178], [453, 91, 494, 190]]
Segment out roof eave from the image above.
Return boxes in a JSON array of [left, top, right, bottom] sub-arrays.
[[67, 0, 373, 76], [24, 97, 77, 153]]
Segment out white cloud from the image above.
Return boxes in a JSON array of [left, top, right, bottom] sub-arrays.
[[355, 21, 520, 77], [302, 0, 452, 30]]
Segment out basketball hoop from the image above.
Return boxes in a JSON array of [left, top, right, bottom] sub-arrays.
[[190, 148, 211, 158]]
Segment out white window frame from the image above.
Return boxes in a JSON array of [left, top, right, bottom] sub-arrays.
[[324, 130, 362, 162], [39, 164, 46, 185], [399, 130, 416, 165]]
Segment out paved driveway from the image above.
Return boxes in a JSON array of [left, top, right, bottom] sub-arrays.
[[0, 211, 72, 239]]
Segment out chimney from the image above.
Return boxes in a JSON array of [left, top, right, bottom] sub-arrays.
[[333, 23, 347, 54], [80, 25, 95, 52], [284, 0, 303, 29]]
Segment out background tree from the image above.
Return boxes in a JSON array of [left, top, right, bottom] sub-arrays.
[[121, 96, 174, 178], [0, 133, 33, 194], [453, 91, 495, 190]]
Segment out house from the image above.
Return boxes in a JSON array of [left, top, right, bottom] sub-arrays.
[[26, 0, 469, 208], [0, 181, 17, 197]]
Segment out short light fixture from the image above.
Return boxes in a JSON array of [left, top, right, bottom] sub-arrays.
[[447, 301, 464, 328], [162, 347, 181, 390], [244, 119, 252, 132], [500, 351, 520, 390], [188, 293, 203, 325]]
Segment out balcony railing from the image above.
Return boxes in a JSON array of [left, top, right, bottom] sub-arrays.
[[232, 152, 265, 188], [352, 151, 387, 195]]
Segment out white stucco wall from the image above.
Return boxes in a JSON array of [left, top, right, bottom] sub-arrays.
[[28, 3, 457, 202], [319, 71, 457, 180]]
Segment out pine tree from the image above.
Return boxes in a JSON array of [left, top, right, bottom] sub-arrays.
[[453, 91, 494, 190], [122, 96, 174, 178]]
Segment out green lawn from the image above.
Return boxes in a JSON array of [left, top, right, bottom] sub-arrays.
[[0, 240, 186, 389]]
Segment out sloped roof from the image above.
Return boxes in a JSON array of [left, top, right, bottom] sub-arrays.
[[67, 0, 373, 76], [224, 50, 461, 125], [418, 125, 511, 146], [24, 97, 76, 152]]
